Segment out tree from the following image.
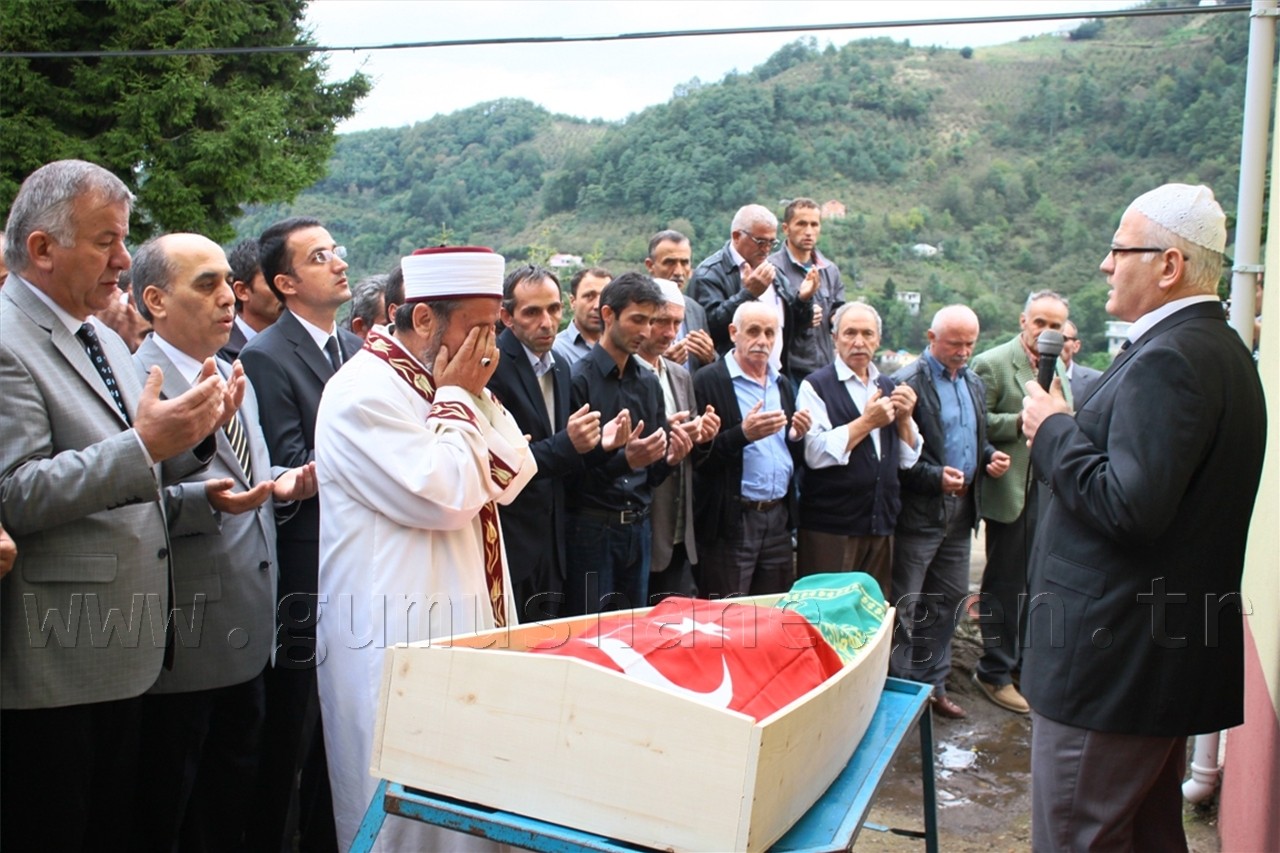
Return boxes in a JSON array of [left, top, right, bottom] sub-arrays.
[[1, 0, 370, 242]]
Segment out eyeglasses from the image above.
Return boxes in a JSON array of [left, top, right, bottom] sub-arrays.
[[306, 246, 348, 265], [738, 232, 780, 251], [1108, 245, 1165, 258]]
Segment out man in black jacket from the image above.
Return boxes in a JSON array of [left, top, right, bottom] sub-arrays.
[[692, 302, 811, 598], [487, 265, 602, 620], [239, 216, 359, 853], [687, 204, 817, 375], [1021, 184, 1265, 850], [891, 305, 1010, 719]]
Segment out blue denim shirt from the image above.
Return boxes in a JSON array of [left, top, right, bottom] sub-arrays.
[[924, 350, 978, 482], [726, 353, 793, 501]]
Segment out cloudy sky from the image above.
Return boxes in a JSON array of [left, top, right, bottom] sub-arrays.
[[304, 0, 1133, 133]]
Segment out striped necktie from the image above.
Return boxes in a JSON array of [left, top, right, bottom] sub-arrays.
[[223, 414, 253, 481]]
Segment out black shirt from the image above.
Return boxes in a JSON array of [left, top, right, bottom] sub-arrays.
[[568, 344, 671, 513]]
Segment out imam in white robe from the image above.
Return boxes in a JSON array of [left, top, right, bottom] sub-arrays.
[[315, 337, 535, 852]]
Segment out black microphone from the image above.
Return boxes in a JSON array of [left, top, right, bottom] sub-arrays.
[[1036, 330, 1065, 390]]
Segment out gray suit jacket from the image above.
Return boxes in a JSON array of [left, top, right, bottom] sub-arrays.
[[681, 298, 711, 374], [1068, 362, 1103, 404], [0, 275, 214, 709], [650, 357, 698, 572], [135, 338, 281, 693]]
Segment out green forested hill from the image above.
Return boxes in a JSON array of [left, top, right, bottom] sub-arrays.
[[234, 7, 1259, 360]]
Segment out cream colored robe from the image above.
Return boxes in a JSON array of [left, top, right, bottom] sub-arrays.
[[316, 338, 534, 852]]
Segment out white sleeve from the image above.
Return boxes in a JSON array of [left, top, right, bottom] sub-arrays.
[[797, 379, 852, 469], [317, 379, 534, 532]]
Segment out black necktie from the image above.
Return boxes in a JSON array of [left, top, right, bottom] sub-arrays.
[[77, 323, 129, 422], [324, 336, 342, 371], [223, 414, 253, 481]]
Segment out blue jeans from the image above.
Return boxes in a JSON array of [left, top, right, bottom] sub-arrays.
[[564, 512, 652, 615]]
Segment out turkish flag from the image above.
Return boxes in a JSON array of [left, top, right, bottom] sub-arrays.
[[529, 598, 843, 721]]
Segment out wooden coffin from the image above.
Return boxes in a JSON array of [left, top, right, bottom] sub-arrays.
[[370, 596, 892, 852]]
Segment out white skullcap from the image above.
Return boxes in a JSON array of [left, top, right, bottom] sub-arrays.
[[1127, 183, 1226, 253], [401, 246, 504, 302], [653, 277, 685, 308]]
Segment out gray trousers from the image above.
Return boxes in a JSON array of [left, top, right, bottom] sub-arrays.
[[1031, 712, 1188, 852], [697, 502, 794, 598], [890, 496, 973, 695]]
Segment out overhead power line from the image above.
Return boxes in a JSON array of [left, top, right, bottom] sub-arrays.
[[0, 3, 1251, 60]]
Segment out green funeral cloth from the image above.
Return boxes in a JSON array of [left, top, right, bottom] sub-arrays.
[[776, 572, 888, 664]]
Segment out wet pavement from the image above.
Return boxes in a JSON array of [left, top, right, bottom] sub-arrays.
[[852, 527, 1221, 852]]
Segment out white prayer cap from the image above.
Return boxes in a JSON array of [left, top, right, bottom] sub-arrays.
[[653, 277, 685, 308], [1127, 184, 1226, 254], [401, 246, 504, 302]]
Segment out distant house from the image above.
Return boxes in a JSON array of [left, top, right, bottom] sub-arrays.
[[1106, 320, 1132, 355], [821, 200, 846, 219], [911, 243, 940, 258], [897, 290, 921, 316], [548, 253, 583, 268]]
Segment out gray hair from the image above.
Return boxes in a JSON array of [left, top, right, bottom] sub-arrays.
[[4, 160, 134, 273], [347, 275, 388, 332], [1143, 219, 1225, 295], [832, 300, 882, 337], [1023, 289, 1069, 313], [730, 204, 777, 235], [394, 297, 462, 336], [130, 236, 179, 323]]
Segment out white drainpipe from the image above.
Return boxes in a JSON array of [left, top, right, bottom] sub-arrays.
[[1182, 731, 1222, 804]]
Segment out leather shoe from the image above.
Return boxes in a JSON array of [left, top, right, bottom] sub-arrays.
[[931, 694, 967, 719], [972, 672, 1030, 714]]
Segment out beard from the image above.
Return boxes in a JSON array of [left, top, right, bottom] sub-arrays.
[[419, 323, 448, 370]]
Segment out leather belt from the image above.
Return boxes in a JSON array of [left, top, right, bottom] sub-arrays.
[[739, 497, 784, 512], [576, 506, 650, 525]]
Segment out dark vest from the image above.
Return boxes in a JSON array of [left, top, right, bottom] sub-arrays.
[[799, 364, 902, 536]]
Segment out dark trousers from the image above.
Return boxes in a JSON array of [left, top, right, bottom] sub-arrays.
[[564, 512, 652, 615], [511, 552, 565, 623], [2, 696, 143, 852], [796, 529, 893, 600], [133, 671, 266, 853], [649, 542, 696, 603], [697, 502, 794, 598], [1031, 712, 1188, 852], [977, 487, 1040, 688], [890, 497, 974, 694], [243, 543, 336, 853]]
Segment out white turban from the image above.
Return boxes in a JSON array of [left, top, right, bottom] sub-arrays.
[[401, 246, 504, 301], [653, 277, 685, 308], [1127, 184, 1226, 253]]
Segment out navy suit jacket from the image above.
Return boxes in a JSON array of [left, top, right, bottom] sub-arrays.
[[486, 329, 581, 588], [238, 310, 360, 602], [1023, 301, 1265, 736]]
